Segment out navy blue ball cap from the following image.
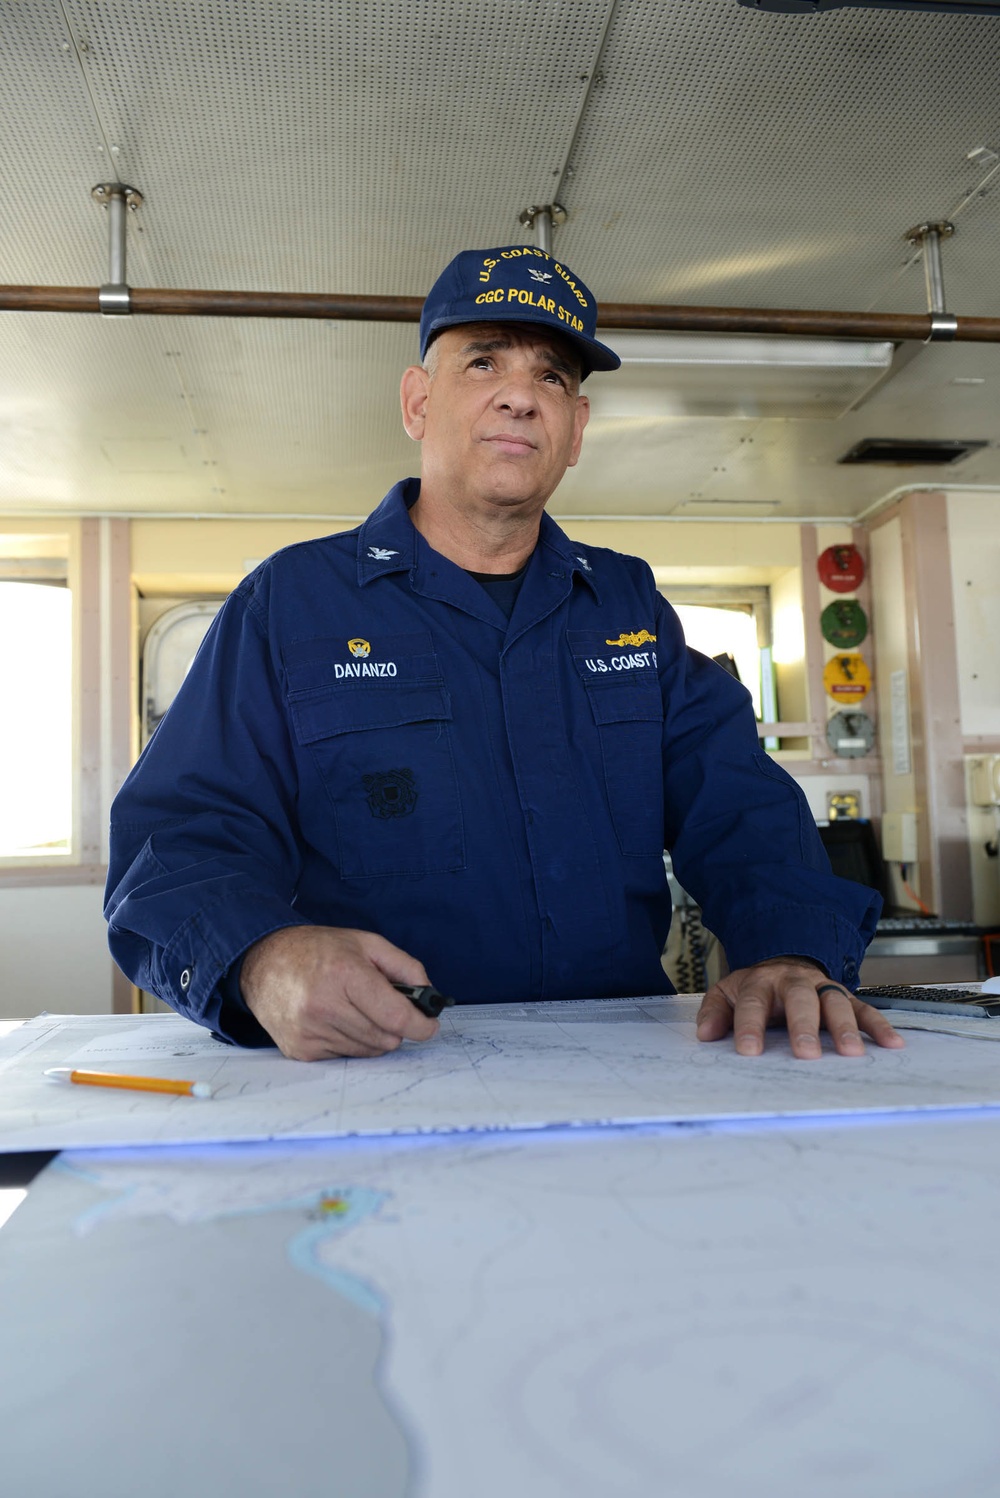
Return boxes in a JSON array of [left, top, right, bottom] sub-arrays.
[[420, 245, 621, 378]]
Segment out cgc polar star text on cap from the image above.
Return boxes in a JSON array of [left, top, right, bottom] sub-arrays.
[[420, 246, 621, 378]]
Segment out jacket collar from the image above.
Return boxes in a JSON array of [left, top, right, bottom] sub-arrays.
[[356, 479, 419, 586], [536, 510, 601, 601], [356, 477, 601, 601]]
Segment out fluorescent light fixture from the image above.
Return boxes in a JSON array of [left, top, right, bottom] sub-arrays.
[[589, 332, 896, 420]]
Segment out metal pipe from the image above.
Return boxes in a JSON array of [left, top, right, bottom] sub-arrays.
[[2, 282, 1000, 342], [107, 190, 127, 288], [91, 183, 143, 316], [904, 220, 956, 339], [922, 226, 946, 315]]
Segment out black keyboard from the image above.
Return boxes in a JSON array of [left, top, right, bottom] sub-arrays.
[[857, 984, 1000, 1018], [875, 917, 981, 935]]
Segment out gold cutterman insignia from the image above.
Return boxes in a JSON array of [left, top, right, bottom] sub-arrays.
[[347, 638, 371, 658], [606, 630, 657, 648]]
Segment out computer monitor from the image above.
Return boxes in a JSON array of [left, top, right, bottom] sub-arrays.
[[712, 651, 741, 682], [817, 819, 889, 905]]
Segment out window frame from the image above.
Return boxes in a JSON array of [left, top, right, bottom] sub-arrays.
[[659, 584, 773, 649], [0, 523, 78, 874], [0, 518, 131, 887], [660, 584, 779, 743], [661, 581, 824, 754]]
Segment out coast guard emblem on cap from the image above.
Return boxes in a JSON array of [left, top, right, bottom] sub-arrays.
[[363, 768, 418, 819], [368, 546, 398, 561], [347, 638, 371, 658], [419, 245, 622, 377]]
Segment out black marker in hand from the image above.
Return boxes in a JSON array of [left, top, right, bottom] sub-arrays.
[[392, 983, 455, 1019]]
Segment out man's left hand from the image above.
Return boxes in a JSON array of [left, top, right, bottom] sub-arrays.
[[696, 958, 905, 1059]]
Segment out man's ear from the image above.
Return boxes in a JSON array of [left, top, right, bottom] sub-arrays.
[[400, 365, 431, 441], [567, 393, 590, 469]]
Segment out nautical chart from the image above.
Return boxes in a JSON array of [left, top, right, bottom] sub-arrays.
[[2, 1111, 1000, 1497], [2, 997, 1000, 1151]]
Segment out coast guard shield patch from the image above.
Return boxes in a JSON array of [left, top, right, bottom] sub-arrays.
[[363, 768, 418, 819]]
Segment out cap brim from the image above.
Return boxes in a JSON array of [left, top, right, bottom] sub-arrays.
[[423, 309, 621, 378]]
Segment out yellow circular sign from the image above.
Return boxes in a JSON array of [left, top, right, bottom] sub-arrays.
[[823, 653, 871, 704]]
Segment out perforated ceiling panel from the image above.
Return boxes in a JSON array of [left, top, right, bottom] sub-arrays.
[[1, 0, 999, 520], [0, 3, 110, 284], [558, 0, 1000, 315], [54, 0, 612, 294]]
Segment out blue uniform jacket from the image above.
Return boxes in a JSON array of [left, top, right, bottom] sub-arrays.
[[106, 480, 880, 1044]]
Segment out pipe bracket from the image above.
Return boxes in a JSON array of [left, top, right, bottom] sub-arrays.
[[98, 284, 132, 315], [518, 203, 567, 253], [926, 313, 958, 342]]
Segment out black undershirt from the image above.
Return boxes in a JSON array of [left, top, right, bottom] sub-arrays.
[[467, 564, 528, 620]]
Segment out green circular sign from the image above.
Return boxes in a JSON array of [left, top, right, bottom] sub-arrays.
[[820, 599, 868, 649]]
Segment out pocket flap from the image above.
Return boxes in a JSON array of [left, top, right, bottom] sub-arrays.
[[586, 683, 663, 727], [290, 685, 453, 745]]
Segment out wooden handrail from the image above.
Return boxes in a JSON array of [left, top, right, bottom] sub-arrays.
[[1, 284, 999, 341]]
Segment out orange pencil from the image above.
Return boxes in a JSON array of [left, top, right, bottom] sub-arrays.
[[44, 1068, 213, 1099]]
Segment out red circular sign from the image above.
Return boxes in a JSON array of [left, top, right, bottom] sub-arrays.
[[818, 544, 865, 593]]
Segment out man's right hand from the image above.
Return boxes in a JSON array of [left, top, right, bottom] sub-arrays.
[[240, 925, 441, 1061]]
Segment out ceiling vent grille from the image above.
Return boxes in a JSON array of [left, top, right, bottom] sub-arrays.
[[838, 437, 988, 465]]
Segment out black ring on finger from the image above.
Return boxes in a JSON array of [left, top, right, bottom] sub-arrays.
[[816, 982, 851, 999]]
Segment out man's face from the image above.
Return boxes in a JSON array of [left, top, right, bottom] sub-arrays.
[[400, 323, 590, 513]]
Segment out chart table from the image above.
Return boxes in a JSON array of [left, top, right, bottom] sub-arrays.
[[3, 1004, 1000, 1497]]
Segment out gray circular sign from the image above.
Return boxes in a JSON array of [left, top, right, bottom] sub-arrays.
[[826, 710, 875, 758]]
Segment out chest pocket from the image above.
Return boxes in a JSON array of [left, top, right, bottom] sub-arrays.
[[285, 635, 465, 879], [567, 630, 665, 858]]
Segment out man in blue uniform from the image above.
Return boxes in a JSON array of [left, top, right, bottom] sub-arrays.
[[105, 245, 902, 1062]]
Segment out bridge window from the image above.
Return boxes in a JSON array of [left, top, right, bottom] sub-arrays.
[[0, 542, 72, 860]]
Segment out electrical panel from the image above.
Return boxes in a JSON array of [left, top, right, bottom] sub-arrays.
[[969, 756, 1000, 807], [881, 811, 918, 864]]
